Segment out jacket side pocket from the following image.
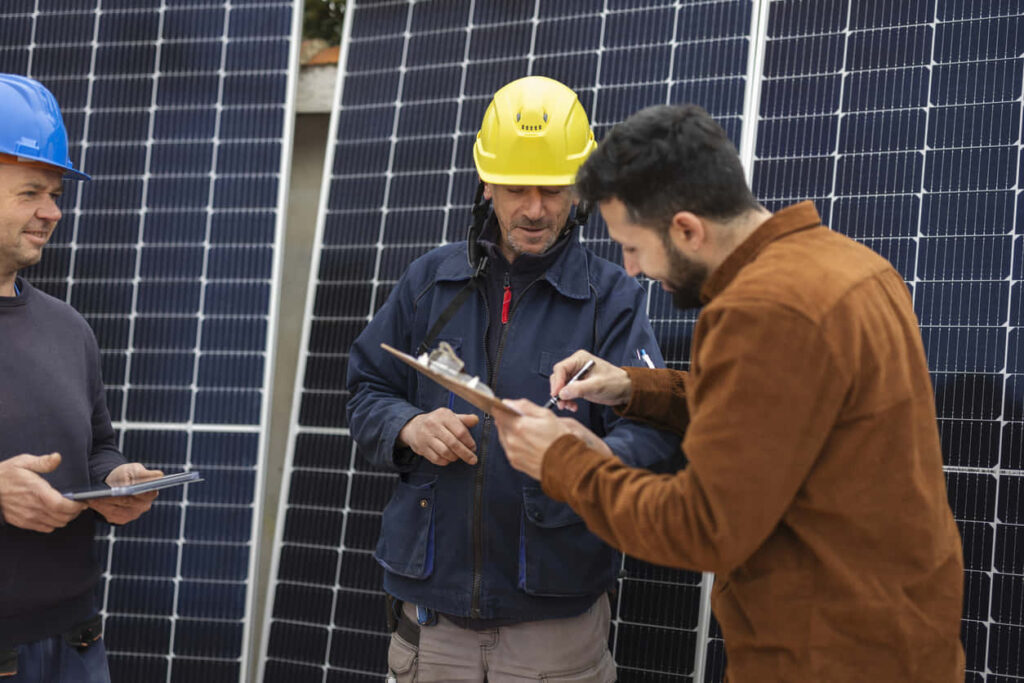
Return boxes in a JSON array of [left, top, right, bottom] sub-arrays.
[[518, 487, 616, 597], [375, 475, 437, 579]]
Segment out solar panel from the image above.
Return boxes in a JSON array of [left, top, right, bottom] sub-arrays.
[[751, 1, 1024, 681], [263, 1, 755, 681], [0, 2, 299, 680]]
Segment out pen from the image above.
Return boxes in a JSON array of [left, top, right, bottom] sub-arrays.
[[544, 359, 596, 410], [637, 348, 656, 369]]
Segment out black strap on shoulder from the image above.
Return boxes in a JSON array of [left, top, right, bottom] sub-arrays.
[[416, 277, 482, 356], [417, 184, 491, 356]]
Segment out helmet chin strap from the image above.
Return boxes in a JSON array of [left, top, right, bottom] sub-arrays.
[[564, 199, 592, 234], [466, 181, 491, 277]]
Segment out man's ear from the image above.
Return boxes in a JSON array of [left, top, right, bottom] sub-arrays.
[[482, 182, 493, 201], [667, 211, 705, 253]]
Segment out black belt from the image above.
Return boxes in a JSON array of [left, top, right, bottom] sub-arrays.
[[385, 594, 420, 648], [64, 614, 102, 651], [0, 648, 15, 678], [395, 610, 420, 648]]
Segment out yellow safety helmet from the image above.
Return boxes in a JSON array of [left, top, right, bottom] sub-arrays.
[[473, 76, 596, 186]]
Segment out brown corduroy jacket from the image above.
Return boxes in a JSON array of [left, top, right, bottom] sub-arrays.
[[542, 202, 965, 682]]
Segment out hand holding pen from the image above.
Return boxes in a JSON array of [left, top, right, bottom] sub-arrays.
[[544, 359, 595, 410], [547, 351, 634, 411]]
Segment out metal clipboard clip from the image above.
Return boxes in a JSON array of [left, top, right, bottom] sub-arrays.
[[381, 342, 520, 416]]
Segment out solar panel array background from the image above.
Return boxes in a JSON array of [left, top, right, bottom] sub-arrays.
[[0, 1, 298, 681], [264, 0, 1024, 682]]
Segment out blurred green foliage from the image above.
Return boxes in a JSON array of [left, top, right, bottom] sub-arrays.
[[304, 0, 345, 45]]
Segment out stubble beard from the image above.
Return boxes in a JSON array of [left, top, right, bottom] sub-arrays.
[[665, 240, 708, 310], [506, 219, 559, 258]]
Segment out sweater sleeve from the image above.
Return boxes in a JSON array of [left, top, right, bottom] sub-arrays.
[[84, 331, 125, 484], [541, 302, 849, 574]]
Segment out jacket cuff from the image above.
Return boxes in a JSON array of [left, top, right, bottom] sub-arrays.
[[383, 406, 425, 472], [616, 367, 668, 419]]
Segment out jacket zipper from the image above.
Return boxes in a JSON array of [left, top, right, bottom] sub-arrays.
[[471, 284, 492, 619], [471, 275, 539, 618]]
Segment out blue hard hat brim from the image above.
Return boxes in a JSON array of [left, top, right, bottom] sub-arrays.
[[14, 153, 91, 181], [62, 166, 91, 181]]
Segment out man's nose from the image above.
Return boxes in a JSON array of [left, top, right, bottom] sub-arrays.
[[37, 198, 62, 222], [521, 188, 545, 221]]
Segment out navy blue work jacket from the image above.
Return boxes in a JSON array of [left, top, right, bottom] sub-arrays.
[[346, 232, 681, 622]]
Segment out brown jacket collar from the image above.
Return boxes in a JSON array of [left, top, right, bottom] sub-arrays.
[[700, 201, 823, 304]]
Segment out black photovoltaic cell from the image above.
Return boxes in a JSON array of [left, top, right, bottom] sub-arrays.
[[0, 2, 296, 680], [751, 1, 1024, 680], [266, 1, 753, 681]]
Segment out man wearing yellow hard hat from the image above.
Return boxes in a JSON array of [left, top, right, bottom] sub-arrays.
[[347, 76, 680, 681]]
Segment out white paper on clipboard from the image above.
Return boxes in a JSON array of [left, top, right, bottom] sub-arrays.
[[380, 343, 522, 417]]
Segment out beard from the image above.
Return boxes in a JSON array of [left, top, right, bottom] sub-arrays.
[[663, 240, 708, 310], [506, 221, 559, 257]]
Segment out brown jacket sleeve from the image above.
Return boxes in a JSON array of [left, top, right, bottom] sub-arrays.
[[615, 366, 691, 436], [542, 301, 850, 574]]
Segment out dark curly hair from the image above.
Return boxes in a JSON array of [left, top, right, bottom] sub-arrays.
[[575, 104, 759, 235]]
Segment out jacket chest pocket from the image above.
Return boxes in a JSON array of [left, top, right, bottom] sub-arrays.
[[537, 349, 576, 379], [534, 348, 594, 421], [518, 487, 616, 597], [374, 475, 437, 580]]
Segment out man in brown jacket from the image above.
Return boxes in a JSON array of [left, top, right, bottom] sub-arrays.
[[493, 104, 966, 682]]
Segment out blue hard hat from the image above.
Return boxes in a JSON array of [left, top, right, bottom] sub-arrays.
[[0, 73, 89, 181]]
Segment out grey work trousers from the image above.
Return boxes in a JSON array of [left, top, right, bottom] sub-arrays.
[[388, 597, 617, 682]]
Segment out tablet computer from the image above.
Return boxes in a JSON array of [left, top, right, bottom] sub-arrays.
[[63, 471, 203, 501]]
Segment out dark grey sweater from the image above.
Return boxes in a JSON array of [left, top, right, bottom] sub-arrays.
[[0, 277, 124, 648]]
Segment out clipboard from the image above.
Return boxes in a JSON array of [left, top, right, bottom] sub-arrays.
[[380, 343, 522, 417], [63, 471, 203, 501]]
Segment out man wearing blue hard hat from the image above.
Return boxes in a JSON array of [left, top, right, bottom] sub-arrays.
[[0, 74, 161, 682]]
